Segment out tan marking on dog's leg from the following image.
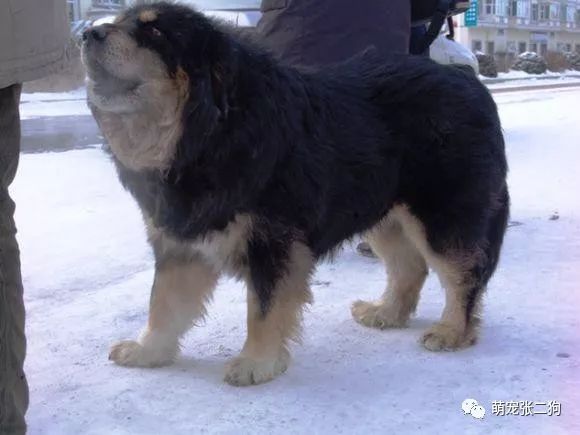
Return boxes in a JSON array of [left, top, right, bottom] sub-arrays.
[[109, 258, 219, 367], [464, 292, 483, 346], [352, 219, 428, 329], [391, 205, 481, 351], [225, 243, 313, 386], [423, 257, 484, 350], [420, 269, 468, 351]]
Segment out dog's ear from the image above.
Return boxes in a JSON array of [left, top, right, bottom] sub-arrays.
[[209, 61, 230, 121], [179, 24, 235, 134], [205, 28, 238, 123]]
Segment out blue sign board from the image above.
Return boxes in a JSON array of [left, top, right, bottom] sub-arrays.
[[465, 0, 478, 27]]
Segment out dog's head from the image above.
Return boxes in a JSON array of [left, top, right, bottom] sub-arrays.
[[83, 1, 233, 112], [82, 2, 234, 170]]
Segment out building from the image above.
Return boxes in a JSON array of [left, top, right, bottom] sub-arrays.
[[456, 0, 580, 55], [66, 0, 93, 21], [67, 0, 131, 21]]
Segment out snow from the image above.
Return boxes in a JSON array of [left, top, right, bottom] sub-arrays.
[[482, 71, 580, 92], [11, 88, 580, 434], [19, 88, 90, 120], [486, 77, 580, 91], [495, 69, 578, 79], [20, 88, 86, 102], [480, 69, 580, 82]]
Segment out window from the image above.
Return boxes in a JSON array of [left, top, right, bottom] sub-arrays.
[[509, 0, 518, 17], [472, 40, 483, 52], [540, 42, 548, 55], [518, 41, 527, 53], [550, 4, 560, 20], [540, 3, 550, 20], [567, 6, 575, 22], [566, 43, 572, 52], [530, 42, 538, 52], [517, 0, 529, 18], [93, 0, 123, 6], [487, 41, 496, 54], [507, 40, 517, 52], [482, 0, 494, 15], [576, 44, 580, 54], [498, 28, 505, 36], [561, 5, 567, 22], [67, 0, 79, 21], [495, 0, 508, 16], [479, 0, 511, 17], [532, 3, 539, 20]]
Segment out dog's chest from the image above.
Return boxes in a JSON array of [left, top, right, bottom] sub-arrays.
[[190, 230, 247, 274], [149, 214, 252, 276]]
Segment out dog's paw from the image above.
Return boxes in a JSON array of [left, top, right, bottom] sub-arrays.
[[224, 350, 289, 386], [351, 300, 408, 329], [109, 340, 176, 367], [420, 323, 473, 351]]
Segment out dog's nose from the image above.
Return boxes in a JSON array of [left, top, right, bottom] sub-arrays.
[[82, 25, 109, 42]]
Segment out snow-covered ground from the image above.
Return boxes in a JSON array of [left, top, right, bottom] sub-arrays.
[[491, 69, 580, 80], [11, 87, 579, 434], [19, 88, 90, 120], [482, 71, 580, 92]]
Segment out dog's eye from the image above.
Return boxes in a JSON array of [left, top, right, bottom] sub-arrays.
[[150, 27, 162, 37]]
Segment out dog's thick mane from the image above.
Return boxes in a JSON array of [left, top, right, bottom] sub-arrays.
[[115, 15, 381, 247]]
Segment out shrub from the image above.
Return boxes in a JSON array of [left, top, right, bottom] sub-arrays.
[[511, 52, 548, 74], [476, 53, 498, 78], [544, 51, 569, 72], [564, 52, 580, 71]]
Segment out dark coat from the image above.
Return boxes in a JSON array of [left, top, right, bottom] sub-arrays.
[[257, 0, 411, 67]]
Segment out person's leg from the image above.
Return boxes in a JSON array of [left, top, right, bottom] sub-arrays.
[[0, 83, 28, 434], [409, 25, 431, 56]]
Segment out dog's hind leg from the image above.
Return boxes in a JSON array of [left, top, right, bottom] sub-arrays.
[[225, 242, 313, 386], [419, 189, 510, 351], [393, 202, 508, 351], [109, 255, 219, 367], [418, 260, 482, 351], [352, 218, 428, 329]]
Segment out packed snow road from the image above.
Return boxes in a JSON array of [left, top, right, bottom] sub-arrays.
[[12, 87, 579, 434]]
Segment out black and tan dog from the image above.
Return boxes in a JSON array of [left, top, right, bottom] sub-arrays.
[[82, 2, 509, 386]]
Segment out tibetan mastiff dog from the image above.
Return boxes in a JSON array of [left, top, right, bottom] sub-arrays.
[[82, 2, 509, 386]]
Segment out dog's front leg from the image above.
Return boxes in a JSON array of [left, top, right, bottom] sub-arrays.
[[225, 241, 313, 386], [109, 255, 219, 367]]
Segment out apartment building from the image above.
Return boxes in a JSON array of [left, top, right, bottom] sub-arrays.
[[456, 1, 580, 55]]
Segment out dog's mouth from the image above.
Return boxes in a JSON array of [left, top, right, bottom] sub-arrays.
[[86, 60, 141, 98]]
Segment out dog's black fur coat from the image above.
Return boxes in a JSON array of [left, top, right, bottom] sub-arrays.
[[113, 3, 508, 314]]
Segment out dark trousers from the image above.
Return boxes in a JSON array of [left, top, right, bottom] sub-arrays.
[[0, 84, 28, 435]]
